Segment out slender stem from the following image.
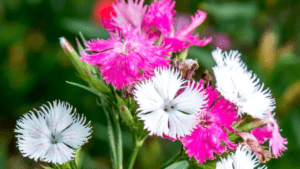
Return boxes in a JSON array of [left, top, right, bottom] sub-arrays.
[[114, 112, 123, 169], [70, 160, 78, 169], [126, 134, 141, 169], [101, 101, 117, 168]]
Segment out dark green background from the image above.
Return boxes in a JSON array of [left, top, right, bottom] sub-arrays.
[[0, 0, 299, 168]]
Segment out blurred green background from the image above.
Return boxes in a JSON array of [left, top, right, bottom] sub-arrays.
[[0, 0, 299, 168]]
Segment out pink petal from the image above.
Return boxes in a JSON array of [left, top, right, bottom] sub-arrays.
[[143, 0, 176, 34], [80, 28, 170, 90]]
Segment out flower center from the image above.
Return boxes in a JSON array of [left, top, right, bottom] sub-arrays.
[[51, 133, 59, 144], [163, 100, 176, 112], [115, 41, 137, 55]]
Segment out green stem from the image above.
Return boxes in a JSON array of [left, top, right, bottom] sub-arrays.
[[114, 111, 123, 169], [126, 134, 143, 169], [70, 160, 78, 169], [101, 102, 117, 168]]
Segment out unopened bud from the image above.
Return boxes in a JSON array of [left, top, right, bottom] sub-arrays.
[[120, 105, 134, 126], [59, 37, 74, 53]]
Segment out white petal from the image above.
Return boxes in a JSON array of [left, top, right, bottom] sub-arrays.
[[134, 67, 206, 139], [15, 100, 92, 164], [212, 48, 275, 119], [173, 81, 207, 115], [216, 145, 267, 169]]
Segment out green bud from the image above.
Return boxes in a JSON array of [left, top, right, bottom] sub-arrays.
[[120, 105, 134, 126]]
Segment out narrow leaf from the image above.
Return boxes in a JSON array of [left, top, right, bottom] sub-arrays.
[[66, 81, 108, 101], [164, 160, 189, 169], [98, 100, 117, 168]]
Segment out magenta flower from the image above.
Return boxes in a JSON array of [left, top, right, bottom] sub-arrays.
[[251, 113, 288, 158], [180, 81, 239, 163], [103, 0, 147, 32], [142, 0, 175, 35], [163, 10, 212, 51], [80, 27, 170, 90], [103, 0, 211, 51]]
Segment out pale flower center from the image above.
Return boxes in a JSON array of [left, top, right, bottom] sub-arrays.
[[51, 133, 60, 144], [163, 99, 176, 112], [114, 41, 137, 55]]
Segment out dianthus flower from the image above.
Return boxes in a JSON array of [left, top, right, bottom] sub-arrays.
[[211, 48, 275, 119], [143, 0, 211, 51], [102, 0, 147, 32], [216, 145, 267, 169], [81, 27, 170, 90], [103, 0, 211, 51], [15, 100, 92, 164], [180, 81, 239, 164], [251, 113, 288, 158], [134, 67, 207, 139]]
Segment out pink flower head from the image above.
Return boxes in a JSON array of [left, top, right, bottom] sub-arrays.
[[251, 113, 288, 158], [142, 0, 176, 35], [163, 10, 212, 52], [103, 0, 147, 32], [180, 81, 239, 163], [80, 27, 170, 90]]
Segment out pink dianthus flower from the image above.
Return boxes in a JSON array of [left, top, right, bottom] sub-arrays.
[[80, 27, 170, 90], [143, 0, 211, 51], [251, 113, 288, 158], [104, 0, 211, 51], [162, 10, 212, 52], [180, 81, 239, 164], [103, 0, 147, 32], [142, 0, 175, 35]]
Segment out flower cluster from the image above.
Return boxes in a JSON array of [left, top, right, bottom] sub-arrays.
[[134, 49, 287, 165], [17, 0, 288, 167], [81, 0, 211, 90]]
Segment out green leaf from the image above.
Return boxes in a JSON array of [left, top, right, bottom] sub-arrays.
[[98, 101, 117, 168], [61, 18, 110, 39], [75, 149, 82, 168], [75, 37, 84, 53], [66, 81, 108, 101], [79, 31, 87, 44], [205, 1, 257, 21], [164, 160, 190, 169], [188, 47, 215, 70]]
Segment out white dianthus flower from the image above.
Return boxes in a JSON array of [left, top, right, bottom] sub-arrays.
[[216, 145, 267, 169], [212, 48, 275, 119], [134, 67, 207, 139], [15, 100, 92, 164]]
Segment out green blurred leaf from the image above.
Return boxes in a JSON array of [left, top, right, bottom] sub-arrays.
[[205, 1, 257, 21], [75, 149, 82, 168], [61, 18, 110, 39], [93, 123, 132, 150], [66, 81, 108, 101], [269, 53, 300, 95], [188, 47, 215, 70], [164, 160, 189, 169]]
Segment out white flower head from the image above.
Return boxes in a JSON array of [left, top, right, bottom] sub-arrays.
[[212, 48, 275, 119], [134, 67, 207, 139], [216, 145, 267, 169], [15, 100, 92, 164]]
